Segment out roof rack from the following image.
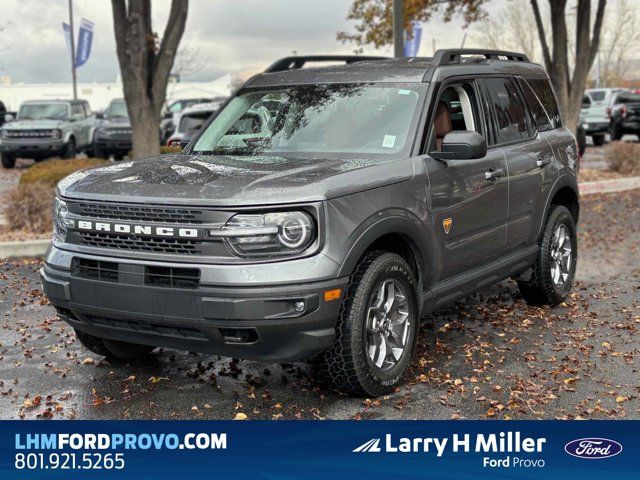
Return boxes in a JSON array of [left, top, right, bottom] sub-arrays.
[[264, 55, 388, 73], [433, 49, 530, 67]]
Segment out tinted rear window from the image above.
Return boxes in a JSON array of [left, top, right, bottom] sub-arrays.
[[616, 94, 640, 104], [525, 78, 562, 129], [588, 91, 606, 102]]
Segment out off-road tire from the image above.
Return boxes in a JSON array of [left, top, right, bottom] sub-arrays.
[[318, 251, 419, 397], [591, 134, 605, 146], [1, 152, 15, 169], [518, 205, 577, 306], [63, 137, 76, 159]]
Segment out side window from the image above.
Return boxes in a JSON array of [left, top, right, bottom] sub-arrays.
[[525, 78, 562, 128], [83, 102, 92, 117], [517, 78, 553, 132], [484, 78, 530, 144], [430, 81, 482, 151], [71, 103, 84, 118]]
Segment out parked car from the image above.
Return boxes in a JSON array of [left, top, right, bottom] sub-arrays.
[[0, 99, 96, 168], [92, 98, 132, 160], [166, 100, 226, 147], [609, 91, 640, 140], [160, 97, 214, 144], [42, 51, 579, 397], [581, 88, 626, 146]]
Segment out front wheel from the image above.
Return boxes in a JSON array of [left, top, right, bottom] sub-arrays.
[[63, 137, 76, 159], [1, 152, 15, 169], [318, 251, 419, 397], [518, 205, 577, 306]]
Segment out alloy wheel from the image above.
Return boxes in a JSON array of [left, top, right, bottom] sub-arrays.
[[550, 224, 572, 286]]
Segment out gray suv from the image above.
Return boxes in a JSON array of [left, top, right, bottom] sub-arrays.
[[41, 51, 579, 396], [0, 99, 96, 168]]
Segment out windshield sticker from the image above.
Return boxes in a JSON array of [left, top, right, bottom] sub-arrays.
[[382, 135, 396, 148]]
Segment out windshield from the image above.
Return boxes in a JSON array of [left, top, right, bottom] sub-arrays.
[[18, 103, 68, 120], [179, 111, 213, 134], [192, 84, 424, 157], [588, 91, 606, 102], [106, 100, 128, 118]]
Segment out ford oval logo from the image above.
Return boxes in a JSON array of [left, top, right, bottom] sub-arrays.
[[564, 438, 623, 459]]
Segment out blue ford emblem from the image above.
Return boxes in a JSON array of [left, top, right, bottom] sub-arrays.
[[564, 438, 622, 459]]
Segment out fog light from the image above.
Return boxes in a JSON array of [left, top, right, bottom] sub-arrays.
[[293, 301, 305, 313]]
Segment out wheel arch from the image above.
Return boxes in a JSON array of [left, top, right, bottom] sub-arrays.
[[536, 175, 580, 241], [337, 212, 434, 295]]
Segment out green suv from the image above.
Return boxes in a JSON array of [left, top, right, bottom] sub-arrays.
[[0, 99, 97, 168]]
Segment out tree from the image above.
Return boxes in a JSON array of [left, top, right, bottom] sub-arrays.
[[339, 0, 608, 132], [111, 0, 189, 158], [595, 0, 640, 87]]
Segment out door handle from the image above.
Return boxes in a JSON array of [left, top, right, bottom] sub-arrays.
[[484, 168, 505, 181], [536, 156, 552, 168]]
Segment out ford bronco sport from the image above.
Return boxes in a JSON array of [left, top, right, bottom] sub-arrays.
[[0, 99, 96, 168], [41, 51, 579, 397]]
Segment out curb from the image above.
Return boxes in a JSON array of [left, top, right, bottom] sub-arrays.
[[579, 176, 640, 195], [0, 239, 50, 260]]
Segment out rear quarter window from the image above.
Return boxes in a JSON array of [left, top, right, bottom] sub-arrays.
[[524, 78, 562, 129]]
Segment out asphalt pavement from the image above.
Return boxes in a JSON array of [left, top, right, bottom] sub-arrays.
[[0, 189, 638, 420]]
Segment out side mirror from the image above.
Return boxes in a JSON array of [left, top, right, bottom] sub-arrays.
[[95, 111, 104, 120], [431, 131, 487, 160]]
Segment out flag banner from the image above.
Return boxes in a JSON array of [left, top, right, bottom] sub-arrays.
[[75, 18, 95, 68], [403, 21, 422, 57], [62, 22, 71, 56], [0, 420, 636, 479]]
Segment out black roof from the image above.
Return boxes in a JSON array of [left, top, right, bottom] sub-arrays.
[[244, 50, 547, 89]]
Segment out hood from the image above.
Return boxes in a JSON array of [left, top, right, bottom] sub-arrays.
[[98, 117, 131, 128], [58, 154, 414, 207], [2, 119, 63, 130]]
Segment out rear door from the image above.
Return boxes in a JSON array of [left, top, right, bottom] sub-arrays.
[[424, 79, 508, 280]]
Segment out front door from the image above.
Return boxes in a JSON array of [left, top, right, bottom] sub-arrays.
[[424, 79, 508, 281]]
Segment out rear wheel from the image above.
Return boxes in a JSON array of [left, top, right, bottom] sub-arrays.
[[1, 152, 15, 169], [611, 125, 623, 141], [591, 133, 605, 146], [318, 251, 419, 397], [518, 205, 577, 306]]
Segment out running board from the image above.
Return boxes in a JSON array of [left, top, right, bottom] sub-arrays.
[[420, 245, 539, 314]]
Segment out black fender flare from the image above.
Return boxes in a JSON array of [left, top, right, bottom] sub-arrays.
[[337, 209, 436, 292], [535, 173, 580, 241]]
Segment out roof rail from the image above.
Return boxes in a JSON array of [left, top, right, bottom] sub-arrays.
[[264, 55, 388, 73], [433, 49, 530, 67]]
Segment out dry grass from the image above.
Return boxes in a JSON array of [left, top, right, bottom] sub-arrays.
[[606, 142, 640, 175], [160, 145, 182, 155], [19, 158, 108, 188], [3, 183, 54, 234]]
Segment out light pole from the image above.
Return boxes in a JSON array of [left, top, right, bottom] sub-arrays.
[[393, 0, 404, 58], [68, 0, 78, 99]]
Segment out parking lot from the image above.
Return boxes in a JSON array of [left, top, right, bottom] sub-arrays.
[[1, 184, 638, 420]]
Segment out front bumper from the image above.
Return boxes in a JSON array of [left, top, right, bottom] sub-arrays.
[[41, 246, 347, 363], [582, 122, 609, 135], [94, 137, 132, 153], [0, 138, 65, 156]]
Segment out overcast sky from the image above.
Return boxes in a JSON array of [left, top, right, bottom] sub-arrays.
[[0, 0, 508, 84]]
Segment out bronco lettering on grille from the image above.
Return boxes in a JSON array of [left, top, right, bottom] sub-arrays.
[[76, 220, 198, 238]]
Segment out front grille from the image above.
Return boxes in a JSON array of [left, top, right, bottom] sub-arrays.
[[145, 266, 200, 289], [75, 203, 203, 224], [6, 129, 55, 139], [79, 231, 201, 255], [72, 258, 119, 282]]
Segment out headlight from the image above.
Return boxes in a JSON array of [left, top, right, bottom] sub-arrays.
[[0, 130, 8, 139], [210, 211, 316, 257], [52, 198, 73, 245], [51, 129, 62, 139]]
